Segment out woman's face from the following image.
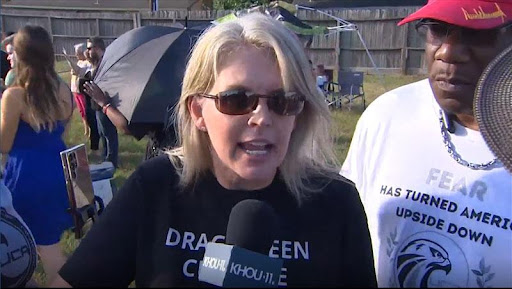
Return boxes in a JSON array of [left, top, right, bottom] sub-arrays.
[[6, 43, 16, 68], [75, 49, 86, 61], [191, 46, 297, 190]]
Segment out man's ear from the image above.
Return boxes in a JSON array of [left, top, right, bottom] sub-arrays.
[[188, 95, 206, 130]]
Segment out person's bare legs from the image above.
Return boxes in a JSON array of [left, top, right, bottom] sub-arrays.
[[37, 243, 67, 287], [82, 118, 90, 137]]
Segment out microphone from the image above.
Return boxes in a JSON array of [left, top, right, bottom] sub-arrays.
[[198, 199, 283, 287], [226, 199, 279, 254]]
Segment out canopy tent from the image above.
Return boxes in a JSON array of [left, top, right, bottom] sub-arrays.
[[213, 1, 379, 74]]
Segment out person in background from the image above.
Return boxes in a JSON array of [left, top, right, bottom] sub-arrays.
[[4, 42, 17, 88], [0, 25, 74, 286], [0, 32, 15, 91], [51, 13, 376, 287], [85, 37, 118, 168], [0, 31, 15, 51], [308, 60, 328, 98], [1, 50, 9, 90], [0, 33, 11, 83], [315, 64, 328, 92], [83, 79, 177, 160], [65, 37, 118, 167], [5, 39, 64, 91], [341, 0, 512, 287], [64, 43, 92, 137], [81, 46, 101, 157], [63, 40, 102, 160], [1, 42, 16, 167]]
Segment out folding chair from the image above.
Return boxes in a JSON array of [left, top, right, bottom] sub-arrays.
[[324, 82, 341, 108], [326, 71, 366, 110]]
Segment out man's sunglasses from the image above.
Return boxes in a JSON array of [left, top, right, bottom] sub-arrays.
[[191, 88, 305, 116], [415, 19, 512, 47]]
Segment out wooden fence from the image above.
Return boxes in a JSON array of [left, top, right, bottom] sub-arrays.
[[0, 6, 426, 75]]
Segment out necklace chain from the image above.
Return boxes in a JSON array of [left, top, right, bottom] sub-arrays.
[[438, 110, 499, 170]]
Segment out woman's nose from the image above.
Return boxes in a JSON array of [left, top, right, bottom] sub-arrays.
[[248, 98, 273, 127]]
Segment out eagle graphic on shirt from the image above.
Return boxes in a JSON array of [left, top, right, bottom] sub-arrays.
[[395, 239, 452, 287]]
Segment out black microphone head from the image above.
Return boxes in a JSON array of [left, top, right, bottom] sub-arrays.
[[225, 199, 279, 255]]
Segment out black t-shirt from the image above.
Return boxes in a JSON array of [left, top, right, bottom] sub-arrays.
[[59, 156, 376, 287]]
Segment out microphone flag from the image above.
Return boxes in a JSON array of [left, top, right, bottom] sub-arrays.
[[198, 242, 283, 288]]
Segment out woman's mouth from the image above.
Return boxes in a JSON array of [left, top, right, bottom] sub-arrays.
[[238, 142, 273, 156]]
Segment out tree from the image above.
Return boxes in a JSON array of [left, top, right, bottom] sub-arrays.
[[213, 0, 271, 10]]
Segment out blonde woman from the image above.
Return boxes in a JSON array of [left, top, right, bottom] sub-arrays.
[[52, 13, 376, 287], [64, 43, 92, 137], [0, 26, 74, 285]]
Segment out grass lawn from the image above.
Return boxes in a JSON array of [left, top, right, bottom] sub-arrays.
[[33, 64, 425, 285]]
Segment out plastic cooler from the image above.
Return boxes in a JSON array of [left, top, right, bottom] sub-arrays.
[[89, 162, 116, 207]]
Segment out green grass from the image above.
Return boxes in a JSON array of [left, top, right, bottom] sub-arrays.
[[33, 65, 425, 286]]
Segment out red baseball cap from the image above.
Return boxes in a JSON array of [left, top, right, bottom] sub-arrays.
[[398, 0, 512, 29]]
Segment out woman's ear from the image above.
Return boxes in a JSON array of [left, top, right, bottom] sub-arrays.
[[188, 96, 206, 131]]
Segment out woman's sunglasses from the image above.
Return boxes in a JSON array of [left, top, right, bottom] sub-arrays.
[[191, 88, 305, 116]]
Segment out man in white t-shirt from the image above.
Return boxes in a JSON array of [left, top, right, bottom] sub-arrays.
[[341, 0, 512, 287]]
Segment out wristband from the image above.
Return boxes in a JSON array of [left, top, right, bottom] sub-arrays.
[[102, 103, 112, 114]]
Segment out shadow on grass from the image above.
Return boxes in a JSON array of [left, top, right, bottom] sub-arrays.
[[112, 152, 145, 188]]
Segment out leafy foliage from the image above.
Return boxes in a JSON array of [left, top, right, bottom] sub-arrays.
[[213, 0, 271, 10]]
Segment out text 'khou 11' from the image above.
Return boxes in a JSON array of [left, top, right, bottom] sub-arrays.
[[198, 199, 284, 288]]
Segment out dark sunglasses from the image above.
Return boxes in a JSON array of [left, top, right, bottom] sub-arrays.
[[415, 19, 512, 47], [192, 88, 305, 116]]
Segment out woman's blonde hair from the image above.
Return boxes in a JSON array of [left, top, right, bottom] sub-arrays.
[[74, 42, 86, 54], [14, 25, 61, 132], [167, 13, 340, 203]]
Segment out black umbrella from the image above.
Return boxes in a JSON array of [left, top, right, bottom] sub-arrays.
[[93, 24, 205, 140]]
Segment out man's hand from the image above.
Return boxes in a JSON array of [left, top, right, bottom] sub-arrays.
[[83, 81, 109, 107]]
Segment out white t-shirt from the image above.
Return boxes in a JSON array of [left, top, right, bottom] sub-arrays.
[[341, 79, 512, 287], [1, 180, 37, 287]]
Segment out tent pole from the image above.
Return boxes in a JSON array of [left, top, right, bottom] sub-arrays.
[[335, 19, 340, 80], [356, 30, 385, 87]]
